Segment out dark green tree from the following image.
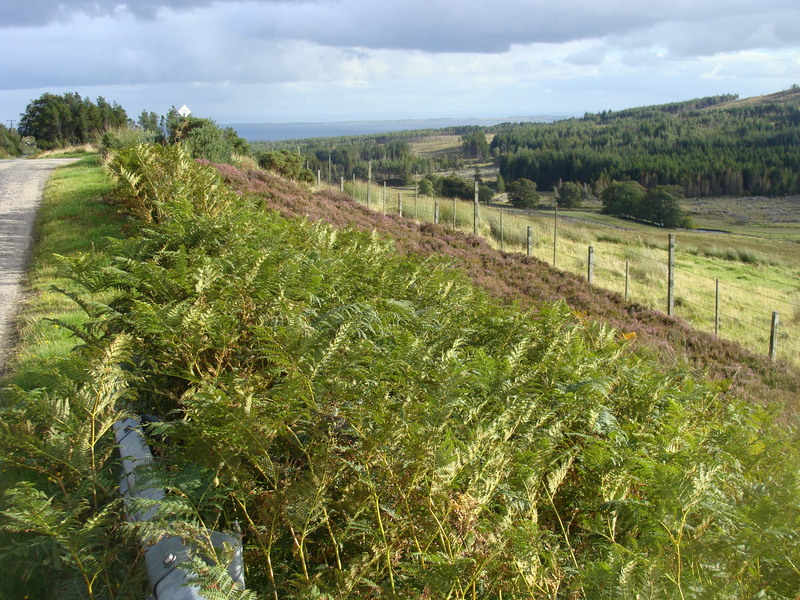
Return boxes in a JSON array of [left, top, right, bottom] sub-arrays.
[[223, 126, 251, 156], [479, 184, 494, 204], [19, 92, 128, 150], [440, 174, 474, 200], [507, 178, 540, 208], [601, 181, 646, 217], [461, 130, 490, 159], [137, 110, 160, 132], [257, 150, 315, 184], [642, 185, 689, 228], [557, 181, 582, 208], [0, 124, 21, 157], [495, 172, 506, 193], [418, 178, 435, 196]]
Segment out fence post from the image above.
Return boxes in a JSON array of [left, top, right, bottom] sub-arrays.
[[526, 225, 532, 257], [667, 234, 675, 316], [770, 311, 779, 361], [587, 246, 594, 284], [553, 200, 558, 267], [434, 200, 440, 224], [367, 161, 372, 207], [473, 180, 479, 235], [317, 169, 321, 187], [624, 261, 629, 300], [500, 209, 505, 251], [415, 171, 418, 216], [398, 192, 403, 218], [453, 197, 457, 227], [340, 176, 344, 192], [383, 181, 386, 214], [715, 279, 720, 336]]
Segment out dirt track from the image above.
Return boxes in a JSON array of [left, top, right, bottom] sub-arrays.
[[0, 158, 77, 371]]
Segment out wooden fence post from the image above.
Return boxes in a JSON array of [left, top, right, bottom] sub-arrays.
[[367, 161, 372, 207], [715, 279, 720, 336], [526, 225, 532, 257], [473, 180, 479, 235], [588, 246, 594, 284], [500, 209, 505, 251], [434, 200, 440, 225], [667, 234, 675, 316], [383, 181, 386, 215], [340, 176, 344, 192], [415, 171, 418, 215], [624, 261, 629, 300], [770, 311, 779, 361], [553, 200, 558, 267], [398, 192, 403, 218]]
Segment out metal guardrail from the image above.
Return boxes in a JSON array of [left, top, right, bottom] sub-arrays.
[[114, 417, 245, 599]]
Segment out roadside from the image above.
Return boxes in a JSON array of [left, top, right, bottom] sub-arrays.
[[0, 158, 78, 372]]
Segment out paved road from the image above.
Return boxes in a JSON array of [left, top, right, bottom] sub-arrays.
[[0, 158, 78, 371]]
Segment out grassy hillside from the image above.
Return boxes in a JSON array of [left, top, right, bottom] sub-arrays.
[[718, 86, 800, 109]]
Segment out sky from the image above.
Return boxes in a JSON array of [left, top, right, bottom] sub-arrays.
[[1, 0, 800, 125]]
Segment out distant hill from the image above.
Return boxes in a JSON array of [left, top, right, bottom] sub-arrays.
[[494, 87, 800, 197], [716, 86, 800, 109]]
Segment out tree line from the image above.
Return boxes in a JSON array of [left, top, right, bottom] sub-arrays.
[[18, 92, 129, 150], [252, 127, 491, 185], [492, 93, 800, 197]]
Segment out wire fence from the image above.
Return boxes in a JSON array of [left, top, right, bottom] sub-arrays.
[[325, 177, 800, 366]]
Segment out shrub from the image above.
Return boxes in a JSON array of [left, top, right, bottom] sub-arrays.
[[256, 149, 315, 184], [508, 178, 540, 208]]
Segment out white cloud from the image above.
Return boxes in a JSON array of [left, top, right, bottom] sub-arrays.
[[1, 0, 799, 123]]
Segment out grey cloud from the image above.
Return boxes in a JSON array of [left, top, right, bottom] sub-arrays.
[[5, 0, 800, 59], [0, 0, 298, 27], [237, 0, 800, 56]]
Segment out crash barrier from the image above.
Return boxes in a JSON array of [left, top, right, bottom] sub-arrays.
[[114, 417, 245, 599]]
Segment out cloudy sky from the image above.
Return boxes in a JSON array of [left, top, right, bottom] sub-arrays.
[[1, 0, 799, 125]]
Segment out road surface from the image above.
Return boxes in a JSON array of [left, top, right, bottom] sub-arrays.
[[0, 158, 78, 371]]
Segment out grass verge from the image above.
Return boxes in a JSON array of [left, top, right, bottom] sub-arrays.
[[7, 155, 122, 379], [0, 154, 125, 596]]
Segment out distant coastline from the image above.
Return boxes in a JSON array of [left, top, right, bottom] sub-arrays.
[[226, 115, 571, 142]]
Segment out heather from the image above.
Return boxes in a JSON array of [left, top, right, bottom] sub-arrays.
[[223, 165, 800, 414], [1, 144, 799, 599]]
